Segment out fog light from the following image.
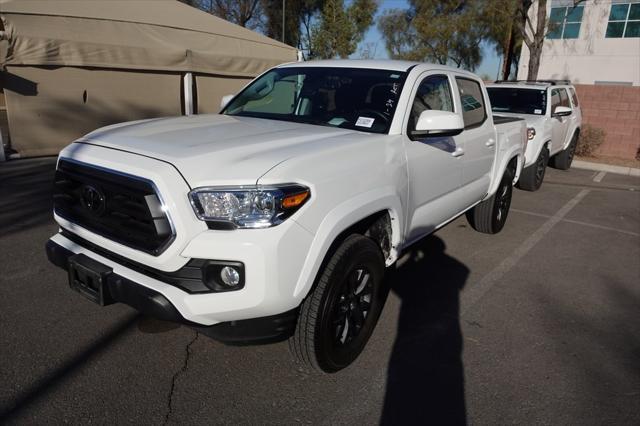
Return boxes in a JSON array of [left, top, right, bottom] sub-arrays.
[[220, 266, 240, 287]]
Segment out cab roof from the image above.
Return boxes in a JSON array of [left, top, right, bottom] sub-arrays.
[[277, 59, 478, 78]]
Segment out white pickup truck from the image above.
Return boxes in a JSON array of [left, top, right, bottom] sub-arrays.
[[47, 60, 526, 372], [487, 81, 582, 191]]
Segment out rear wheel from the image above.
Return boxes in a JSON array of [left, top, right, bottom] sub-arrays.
[[290, 234, 386, 373], [466, 166, 514, 234], [516, 146, 548, 191], [550, 132, 578, 170]]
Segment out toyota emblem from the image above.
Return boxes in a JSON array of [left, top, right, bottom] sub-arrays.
[[80, 185, 106, 215]]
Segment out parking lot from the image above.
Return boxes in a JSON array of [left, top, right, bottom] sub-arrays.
[[1, 158, 638, 425]]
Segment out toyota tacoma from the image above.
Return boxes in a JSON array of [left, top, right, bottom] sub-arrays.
[[47, 60, 526, 372]]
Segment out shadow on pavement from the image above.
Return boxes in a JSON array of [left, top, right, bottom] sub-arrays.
[[137, 316, 181, 334], [0, 313, 140, 422], [381, 235, 469, 425], [0, 158, 57, 238]]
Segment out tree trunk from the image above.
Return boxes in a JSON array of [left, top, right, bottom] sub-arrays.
[[501, 21, 516, 80], [527, 50, 541, 81], [526, 0, 547, 80]]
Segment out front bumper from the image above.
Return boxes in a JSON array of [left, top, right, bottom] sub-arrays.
[[49, 212, 313, 325], [46, 239, 299, 344]]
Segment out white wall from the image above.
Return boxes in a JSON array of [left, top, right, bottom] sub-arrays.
[[518, 0, 640, 85]]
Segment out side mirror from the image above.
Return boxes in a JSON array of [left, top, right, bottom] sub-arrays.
[[220, 94, 235, 109], [553, 106, 572, 117], [410, 110, 465, 139]]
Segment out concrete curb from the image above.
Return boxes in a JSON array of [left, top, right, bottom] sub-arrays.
[[572, 159, 640, 177]]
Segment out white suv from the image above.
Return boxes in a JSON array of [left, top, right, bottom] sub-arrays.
[[487, 81, 582, 191]]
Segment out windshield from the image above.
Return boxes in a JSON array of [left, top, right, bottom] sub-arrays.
[[223, 67, 407, 134], [487, 87, 547, 116]]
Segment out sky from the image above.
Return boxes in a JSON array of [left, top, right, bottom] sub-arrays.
[[356, 0, 502, 79]]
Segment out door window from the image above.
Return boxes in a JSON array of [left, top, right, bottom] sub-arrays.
[[408, 74, 454, 132], [550, 89, 562, 113], [559, 89, 571, 108], [455, 77, 486, 128]]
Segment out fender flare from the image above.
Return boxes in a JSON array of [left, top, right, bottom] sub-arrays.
[[562, 127, 580, 151], [487, 147, 522, 198], [529, 139, 552, 168], [292, 187, 404, 299]]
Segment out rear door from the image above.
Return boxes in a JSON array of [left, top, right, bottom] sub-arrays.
[[550, 88, 571, 154], [402, 72, 464, 241], [453, 76, 496, 205]]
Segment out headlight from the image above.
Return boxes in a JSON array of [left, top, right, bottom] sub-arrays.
[[527, 127, 536, 140], [189, 184, 310, 229]]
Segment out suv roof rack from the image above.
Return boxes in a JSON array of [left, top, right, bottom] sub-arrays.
[[492, 79, 571, 86]]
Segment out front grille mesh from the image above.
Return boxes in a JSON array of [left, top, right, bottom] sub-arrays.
[[53, 159, 174, 255]]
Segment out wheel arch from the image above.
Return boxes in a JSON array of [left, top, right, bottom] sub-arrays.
[[488, 152, 520, 198], [562, 127, 580, 151], [292, 191, 403, 300], [539, 138, 552, 159]]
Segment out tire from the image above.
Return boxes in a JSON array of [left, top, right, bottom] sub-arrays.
[[289, 234, 386, 373], [550, 132, 578, 170], [516, 146, 548, 191], [466, 166, 514, 234]]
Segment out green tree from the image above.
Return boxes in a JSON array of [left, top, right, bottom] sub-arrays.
[[310, 0, 377, 59], [211, 0, 263, 28], [178, 0, 263, 29], [377, 8, 418, 60], [484, 0, 522, 80], [299, 0, 325, 56], [261, 0, 307, 47], [378, 0, 497, 71]]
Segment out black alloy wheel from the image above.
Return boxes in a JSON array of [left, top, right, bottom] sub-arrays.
[[534, 148, 549, 188], [331, 267, 374, 346], [290, 234, 386, 373]]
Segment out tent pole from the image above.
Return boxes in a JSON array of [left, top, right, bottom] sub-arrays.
[[0, 130, 5, 162], [183, 72, 194, 116], [282, 0, 285, 42]]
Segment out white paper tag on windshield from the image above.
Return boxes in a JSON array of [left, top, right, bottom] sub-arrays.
[[356, 116, 375, 128], [534, 109, 542, 114]]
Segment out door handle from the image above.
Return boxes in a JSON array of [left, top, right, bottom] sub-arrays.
[[485, 138, 495, 147], [451, 147, 465, 157]]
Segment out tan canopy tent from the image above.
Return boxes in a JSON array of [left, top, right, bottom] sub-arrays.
[[0, 0, 298, 158]]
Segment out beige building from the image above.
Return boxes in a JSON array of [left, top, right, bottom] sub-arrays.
[[518, 0, 640, 85]]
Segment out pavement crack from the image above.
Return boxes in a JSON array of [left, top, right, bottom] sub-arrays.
[[164, 331, 199, 425]]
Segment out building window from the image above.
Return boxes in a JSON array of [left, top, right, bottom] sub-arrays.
[[547, 5, 584, 39], [606, 2, 640, 38]]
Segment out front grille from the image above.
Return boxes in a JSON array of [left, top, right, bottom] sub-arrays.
[[53, 159, 175, 255]]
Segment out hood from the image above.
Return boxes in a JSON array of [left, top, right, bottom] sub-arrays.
[[79, 114, 373, 187]]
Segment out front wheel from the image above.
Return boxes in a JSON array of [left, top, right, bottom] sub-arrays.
[[289, 234, 386, 373], [466, 166, 514, 234]]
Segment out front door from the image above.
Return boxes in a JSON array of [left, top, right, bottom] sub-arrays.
[[402, 72, 465, 242]]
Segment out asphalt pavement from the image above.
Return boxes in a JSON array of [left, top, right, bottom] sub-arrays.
[[1, 158, 639, 425]]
